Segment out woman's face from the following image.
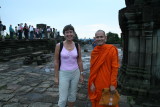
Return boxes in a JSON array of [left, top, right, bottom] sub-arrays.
[[64, 30, 74, 41]]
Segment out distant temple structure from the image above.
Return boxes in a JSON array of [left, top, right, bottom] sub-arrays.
[[119, 0, 160, 106]]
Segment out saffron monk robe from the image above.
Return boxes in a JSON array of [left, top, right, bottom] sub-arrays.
[[88, 30, 119, 107]]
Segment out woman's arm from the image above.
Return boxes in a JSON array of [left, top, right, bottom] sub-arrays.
[[77, 44, 84, 82], [54, 43, 60, 84], [77, 44, 83, 72]]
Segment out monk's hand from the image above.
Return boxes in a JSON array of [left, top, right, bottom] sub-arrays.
[[80, 74, 84, 83], [90, 83, 95, 92], [110, 85, 116, 94]]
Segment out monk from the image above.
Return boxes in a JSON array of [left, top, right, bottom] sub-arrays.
[[88, 30, 119, 107]]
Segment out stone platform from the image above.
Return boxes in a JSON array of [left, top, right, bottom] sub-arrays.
[[0, 44, 133, 107]]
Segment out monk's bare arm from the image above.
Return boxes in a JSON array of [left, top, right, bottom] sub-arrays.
[[54, 43, 60, 84]]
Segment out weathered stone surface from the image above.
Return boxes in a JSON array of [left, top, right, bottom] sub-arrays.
[[44, 92, 59, 98], [28, 102, 52, 107], [0, 40, 56, 62], [52, 87, 59, 92], [46, 87, 55, 92], [0, 44, 129, 107], [0, 93, 14, 101], [119, 95, 128, 103], [33, 87, 46, 93], [29, 83, 39, 87], [20, 93, 43, 103], [16, 86, 33, 93], [119, 102, 130, 107], [7, 84, 21, 91], [9, 97, 19, 103], [52, 104, 59, 107], [38, 83, 51, 88], [0, 89, 14, 94], [0, 103, 3, 107], [0, 83, 7, 89], [119, 0, 160, 106], [75, 100, 91, 107], [3, 103, 21, 107], [77, 93, 87, 100]]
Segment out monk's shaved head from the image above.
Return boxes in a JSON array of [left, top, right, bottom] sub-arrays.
[[95, 30, 105, 36]]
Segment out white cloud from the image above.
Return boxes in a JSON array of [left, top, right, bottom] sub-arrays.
[[75, 24, 121, 39]]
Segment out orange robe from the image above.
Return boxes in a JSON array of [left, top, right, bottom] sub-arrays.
[[88, 44, 119, 107]]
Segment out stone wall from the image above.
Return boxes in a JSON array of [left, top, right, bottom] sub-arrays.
[[0, 40, 56, 62], [119, 0, 160, 106]]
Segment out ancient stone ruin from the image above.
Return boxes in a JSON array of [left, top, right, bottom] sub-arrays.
[[118, 0, 160, 106], [0, 40, 56, 62]]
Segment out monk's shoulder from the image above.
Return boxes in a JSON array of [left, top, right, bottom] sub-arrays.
[[105, 44, 116, 48], [106, 44, 118, 52]]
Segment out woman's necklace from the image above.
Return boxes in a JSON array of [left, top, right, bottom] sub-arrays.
[[65, 41, 73, 51], [68, 47, 72, 50]]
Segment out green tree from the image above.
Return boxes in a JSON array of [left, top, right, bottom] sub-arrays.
[[106, 32, 121, 44]]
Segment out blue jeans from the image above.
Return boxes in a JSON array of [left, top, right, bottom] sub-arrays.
[[58, 69, 80, 107]]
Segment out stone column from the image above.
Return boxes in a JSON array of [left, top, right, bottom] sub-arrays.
[[118, 0, 160, 106]]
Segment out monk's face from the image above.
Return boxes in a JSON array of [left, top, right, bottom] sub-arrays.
[[95, 31, 106, 46]]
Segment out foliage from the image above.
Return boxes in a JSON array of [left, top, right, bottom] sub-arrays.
[[5, 34, 10, 39], [127, 96, 135, 106], [0, 35, 2, 39], [13, 35, 17, 39], [106, 32, 122, 44]]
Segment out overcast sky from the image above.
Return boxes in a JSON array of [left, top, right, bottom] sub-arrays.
[[0, 0, 126, 39]]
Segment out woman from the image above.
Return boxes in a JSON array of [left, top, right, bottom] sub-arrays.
[[54, 24, 84, 107]]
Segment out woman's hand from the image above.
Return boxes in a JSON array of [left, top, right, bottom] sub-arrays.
[[80, 74, 84, 83], [90, 83, 95, 92], [54, 77, 59, 85]]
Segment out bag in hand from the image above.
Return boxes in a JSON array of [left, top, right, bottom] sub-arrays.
[[99, 88, 120, 106]]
